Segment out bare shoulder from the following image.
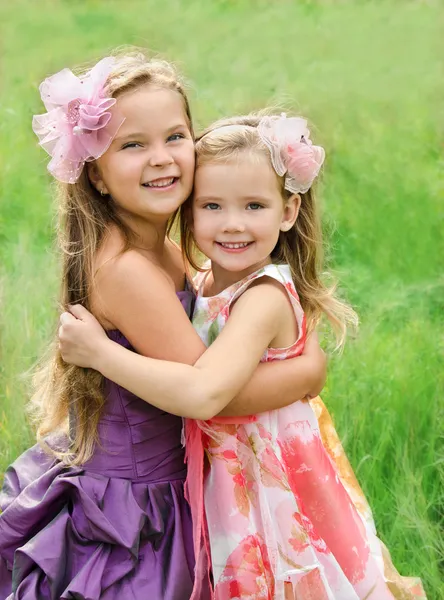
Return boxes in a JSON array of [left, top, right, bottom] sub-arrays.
[[227, 277, 290, 333], [90, 234, 171, 328], [97, 248, 166, 285], [230, 275, 297, 347], [94, 229, 156, 277], [86, 229, 203, 362], [232, 275, 291, 314]]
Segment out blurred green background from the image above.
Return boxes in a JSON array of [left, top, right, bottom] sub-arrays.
[[0, 0, 442, 596]]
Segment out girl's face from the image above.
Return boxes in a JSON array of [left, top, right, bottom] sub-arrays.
[[192, 152, 299, 279], [90, 85, 195, 224]]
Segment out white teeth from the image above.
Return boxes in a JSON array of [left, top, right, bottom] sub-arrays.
[[220, 242, 250, 249], [145, 177, 175, 188]]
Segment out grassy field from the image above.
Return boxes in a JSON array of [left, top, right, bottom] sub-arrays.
[[0, 0, 443, 596]]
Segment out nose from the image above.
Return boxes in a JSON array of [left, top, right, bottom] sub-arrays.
[[149, 143, 174, 167], [222, 211, 246, 233]]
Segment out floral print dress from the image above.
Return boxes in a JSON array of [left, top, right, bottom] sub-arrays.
[[185, 263, 426, 600]]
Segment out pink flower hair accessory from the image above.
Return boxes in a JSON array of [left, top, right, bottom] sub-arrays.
[[258, 113, 325, 194], [32, 57, 124, 184]]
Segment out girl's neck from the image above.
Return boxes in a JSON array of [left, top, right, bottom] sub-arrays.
[[205, 257, 272, 296], [118, 211, 170, 257]]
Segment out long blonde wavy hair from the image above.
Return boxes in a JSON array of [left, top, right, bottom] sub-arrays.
[[180, 114, 358, 348], [29, 49, 193, 465]]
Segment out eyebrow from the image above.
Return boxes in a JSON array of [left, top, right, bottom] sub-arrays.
[[195, 195, 273, 203], [241, 195, 273, 202], [114, 123, 189, 143], [114, 132, 146, 142]]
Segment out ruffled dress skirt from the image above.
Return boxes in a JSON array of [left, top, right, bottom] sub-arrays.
[[0, 440, 196, 600]]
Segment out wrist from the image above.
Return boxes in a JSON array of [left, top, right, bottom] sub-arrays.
[[89, 337, 113, 374]]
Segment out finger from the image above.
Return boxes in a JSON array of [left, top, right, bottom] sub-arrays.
[[59, 322, 71, 340], [67, 304, 92, 321], [59, 311, 77, 326]]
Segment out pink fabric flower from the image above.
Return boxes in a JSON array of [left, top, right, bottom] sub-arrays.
[[258, 114, 325, 194], [32, 57, 125, 183]]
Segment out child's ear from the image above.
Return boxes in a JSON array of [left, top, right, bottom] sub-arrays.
[[87, 162, 108, 196], [280, 193, 301, 232]]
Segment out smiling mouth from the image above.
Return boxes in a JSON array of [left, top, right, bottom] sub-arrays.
[[217, 242, 253, 250], [142, 177, 178, 188]]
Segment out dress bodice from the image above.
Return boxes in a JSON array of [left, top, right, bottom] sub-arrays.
[[83, 289, 195, 482]]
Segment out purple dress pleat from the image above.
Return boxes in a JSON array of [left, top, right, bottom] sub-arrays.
[[0, 290, 208, 600]]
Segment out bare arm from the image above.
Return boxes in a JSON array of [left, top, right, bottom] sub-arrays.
[[90, 249, 205, 365], [218, 332, 326, 416], [60, 283, 301, 419], [61, 251, 326, 413]]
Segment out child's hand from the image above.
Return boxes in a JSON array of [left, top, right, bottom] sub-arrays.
[[58, 305, 109, 371], [302, 332, 327, 399]]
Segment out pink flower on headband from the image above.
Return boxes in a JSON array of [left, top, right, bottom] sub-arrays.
[[258, 114, 325, 194], [32, 57, 124, 183]]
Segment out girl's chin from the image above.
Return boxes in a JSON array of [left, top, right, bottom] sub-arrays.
[[144, 199, 187, 219], [211, 259, 260, 273]]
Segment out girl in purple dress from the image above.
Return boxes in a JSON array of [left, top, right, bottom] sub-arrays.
[[0, 50, 326, 599]]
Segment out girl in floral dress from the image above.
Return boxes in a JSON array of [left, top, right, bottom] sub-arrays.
[[59, 113, 426, 599]]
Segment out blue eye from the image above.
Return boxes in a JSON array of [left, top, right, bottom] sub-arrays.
[[247, 203, 263, 210], [167, 133, 185, 142], [203, 203, 220, 210]]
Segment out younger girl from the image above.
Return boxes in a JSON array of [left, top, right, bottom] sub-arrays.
[[59, 114, 425, 599], [0, 54, 326, 600]]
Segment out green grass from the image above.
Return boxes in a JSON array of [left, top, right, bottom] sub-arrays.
[[0, 0, 443, 596]]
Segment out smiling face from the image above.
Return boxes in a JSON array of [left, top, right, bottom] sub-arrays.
[[88, 85, 195, 225], [192, 151, 300, 284]]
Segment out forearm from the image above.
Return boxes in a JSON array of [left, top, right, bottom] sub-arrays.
[[219, 356, 317, 417], [93, 339, 223, 419], [91, 299, 280, 419]]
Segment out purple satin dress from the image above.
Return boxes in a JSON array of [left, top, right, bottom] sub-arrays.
[[0, 290, 207, 600]]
